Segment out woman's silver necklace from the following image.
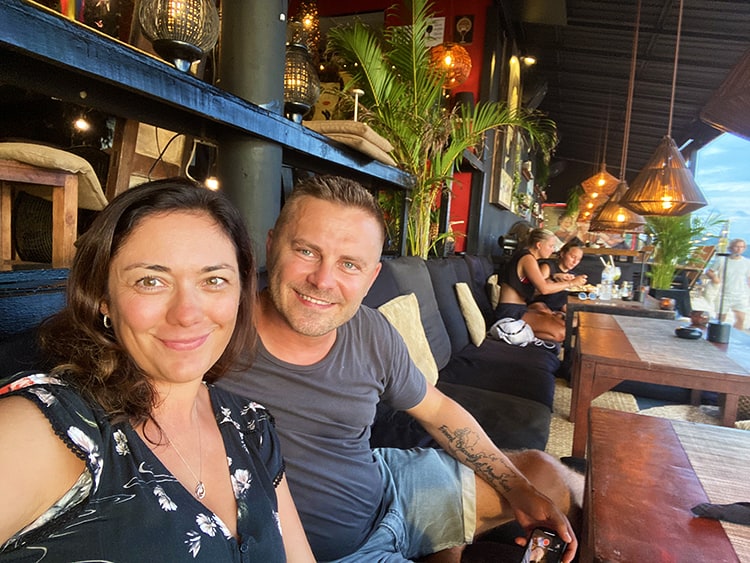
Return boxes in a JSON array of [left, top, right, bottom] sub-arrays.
[[163, 420, 205, 500]]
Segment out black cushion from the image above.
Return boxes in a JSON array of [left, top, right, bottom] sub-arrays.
[[440, 340, 559, 409], [370, 383, 551, 452], [425, 258, 472, 354], [364, 257, 453, 370]]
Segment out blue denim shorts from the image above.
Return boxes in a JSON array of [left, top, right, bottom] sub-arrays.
[[325, 447, 476, 562]]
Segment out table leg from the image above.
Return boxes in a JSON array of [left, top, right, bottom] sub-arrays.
[[571, 358, 596, 458], [720, 394, 738, 427]]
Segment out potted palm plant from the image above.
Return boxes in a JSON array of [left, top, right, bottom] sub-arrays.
[[645, 213, 721, 290], [326, 0, 556, 258]]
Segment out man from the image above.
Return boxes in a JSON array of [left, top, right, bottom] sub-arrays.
[[221, 175, 581, 562], [707, 238, 750, 329]]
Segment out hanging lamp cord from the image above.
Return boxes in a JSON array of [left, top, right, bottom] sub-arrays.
[[620, 0, 641, 181], [667, 0, 684, 137]]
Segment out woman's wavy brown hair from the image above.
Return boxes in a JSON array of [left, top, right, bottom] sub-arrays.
[[39, 178, 257, 426]]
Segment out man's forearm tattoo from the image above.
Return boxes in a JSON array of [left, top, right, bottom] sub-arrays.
[[439, 425, 513, 493]]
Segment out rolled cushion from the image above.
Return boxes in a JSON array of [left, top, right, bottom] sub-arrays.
[[321, 133, 397, 166], [0, 142, 107, 210], [304, 120, 394, 152]]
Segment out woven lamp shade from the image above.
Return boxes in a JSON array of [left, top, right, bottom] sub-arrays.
[[590, 181, 646, 232], [578, 193, 607, 222], [429, 43, 472, 89], [581, 163, 619, 198], [620, 135, 708, 216]]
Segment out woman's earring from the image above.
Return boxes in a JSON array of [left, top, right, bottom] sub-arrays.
[[103, 314, 112, 329]]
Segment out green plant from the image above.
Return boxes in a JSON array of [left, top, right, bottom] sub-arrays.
[[326, 0, 557, 258], [645, 213, 722, 289]]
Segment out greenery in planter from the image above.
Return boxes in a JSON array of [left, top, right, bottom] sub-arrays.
[[645, 213, 722, 289], [326, 0, 557, 257]]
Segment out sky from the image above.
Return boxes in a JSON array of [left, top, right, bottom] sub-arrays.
[[694, 132, 750, 251]]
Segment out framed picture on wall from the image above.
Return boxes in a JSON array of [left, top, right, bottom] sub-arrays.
[[489, 55, 521, 209]]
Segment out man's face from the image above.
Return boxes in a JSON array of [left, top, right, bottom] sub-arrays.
[[265, 197, 383, 337], [730, 240, 746, 257]]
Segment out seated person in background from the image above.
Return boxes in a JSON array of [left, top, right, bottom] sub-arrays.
[[220, 175, 583, 563], [497, 229, 587, 342], [0, 179, 314, 562], [531, 238, 586, 314]]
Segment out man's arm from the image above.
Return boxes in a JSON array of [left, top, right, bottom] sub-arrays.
[[406, 385, 577, 561]]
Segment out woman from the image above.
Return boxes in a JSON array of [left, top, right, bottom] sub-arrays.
[[532, 237, 586, 313], [0, 179, 314, 561], [496, 229, 587, 342]]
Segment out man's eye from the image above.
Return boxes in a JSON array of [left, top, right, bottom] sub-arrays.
[[342, 261, 358, 271]]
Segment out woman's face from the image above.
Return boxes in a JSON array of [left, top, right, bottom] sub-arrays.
[[560, 246, 584, 271], [536, 236, 557, 259], [100, 211, 241, 390]]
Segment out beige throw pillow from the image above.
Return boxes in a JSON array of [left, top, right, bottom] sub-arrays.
[[378, 293, 439, 385], [455, 282, 486, 346], [486, 274, 501, 309]]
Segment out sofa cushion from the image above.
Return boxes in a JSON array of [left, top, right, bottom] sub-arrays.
[[461, 254, 496, 322], [439, 340, 559, 409], [378, 293, 439, 385], [455, 282, 486, 347], [486, 274, 501, 310], [363, 257, 452, 370], [437, 382, 551, 450], [370, 383, 551, 451], [425, 258, 472, 354]]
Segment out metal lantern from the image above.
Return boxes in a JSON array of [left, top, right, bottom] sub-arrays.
[[283, 43, 320, 123], [138, 0, 220, 72]]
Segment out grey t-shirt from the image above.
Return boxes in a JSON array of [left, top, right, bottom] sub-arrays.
[[219, 305, 427, 560]]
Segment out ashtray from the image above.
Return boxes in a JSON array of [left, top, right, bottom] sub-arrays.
[[675, 326, 703, 340]]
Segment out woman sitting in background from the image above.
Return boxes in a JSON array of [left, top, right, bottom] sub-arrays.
[[0, 179, 314, 561], [496, 229, 587, 342], [531, 237, 586, 314]]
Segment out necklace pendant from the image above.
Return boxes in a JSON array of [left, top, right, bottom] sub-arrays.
[[195, 481, 206, 500]]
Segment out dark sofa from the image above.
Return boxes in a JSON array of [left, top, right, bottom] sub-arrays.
[[363, 254, 561, 452]]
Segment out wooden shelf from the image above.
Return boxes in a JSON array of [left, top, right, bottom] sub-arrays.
[[0, 1, 412, 191]]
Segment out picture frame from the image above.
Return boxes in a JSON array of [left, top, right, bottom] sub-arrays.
[[489, 55, 521, 209]]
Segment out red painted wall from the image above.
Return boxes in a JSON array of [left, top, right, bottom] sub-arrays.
[[289, 0, 493, 253]]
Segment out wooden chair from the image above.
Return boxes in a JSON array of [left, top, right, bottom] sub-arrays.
[[0, 143, 107, 269]]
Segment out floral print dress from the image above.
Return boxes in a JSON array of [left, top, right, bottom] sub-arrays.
[[0, 372, 287, 562]]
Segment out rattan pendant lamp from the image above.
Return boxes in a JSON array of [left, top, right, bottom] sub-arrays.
[[619, 0, 708, 216], [581, 109, 619, 200], [590, 0, 645, 233]]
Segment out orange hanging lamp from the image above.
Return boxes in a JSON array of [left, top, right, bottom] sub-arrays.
[[429, 42, 472, 89]]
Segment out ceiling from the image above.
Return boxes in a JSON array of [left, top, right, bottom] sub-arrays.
[[510, 0, 750, 201]]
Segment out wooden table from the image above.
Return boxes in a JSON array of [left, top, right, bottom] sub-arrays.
[[582, 408, 749, 562], [564, 293, 676, 356], [570, 313, 750, 457]]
